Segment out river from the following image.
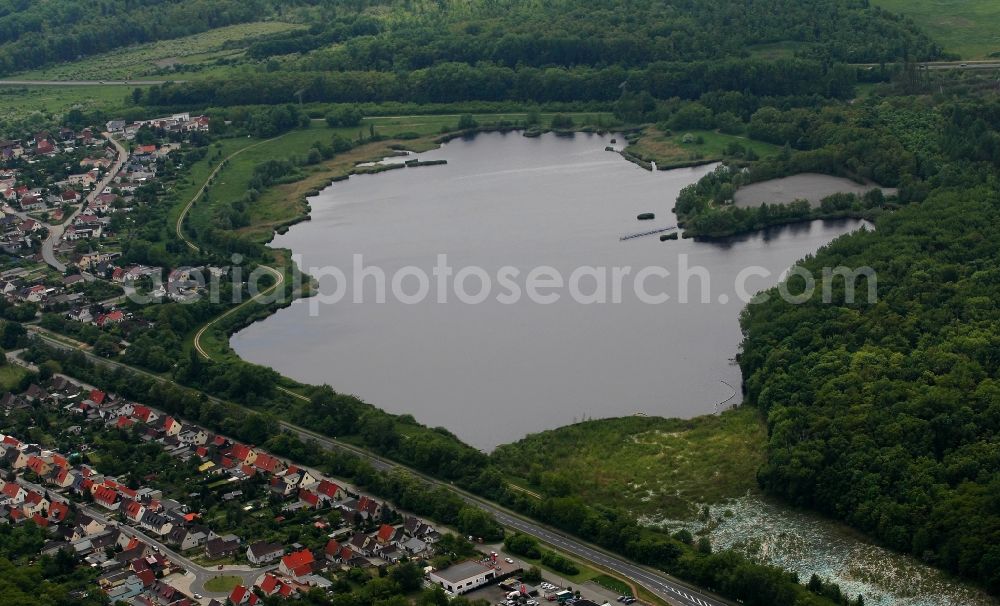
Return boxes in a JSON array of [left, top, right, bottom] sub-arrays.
[[232, 131, 867, 450]]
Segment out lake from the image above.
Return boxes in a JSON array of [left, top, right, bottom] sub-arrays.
[[232, 132, 867, 450], [733, 172, 898, 208]]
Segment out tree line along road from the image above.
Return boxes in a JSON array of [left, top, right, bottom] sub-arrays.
[[25, 329, 731, 606]]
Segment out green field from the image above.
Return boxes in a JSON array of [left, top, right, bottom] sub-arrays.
[[0, 365, 27, 392], [628, 128, 779, 169], [873, 0, 1000, 59], [13, 22, 305, 82], [203, 575, 242, 592], [492, 407, 766, 521], [0, 84, 134, 123]]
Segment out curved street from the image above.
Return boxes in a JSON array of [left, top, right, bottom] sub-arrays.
[[17, 473, 272, 600], [78, 504, 274, 599], [41, 133, 128, 272]]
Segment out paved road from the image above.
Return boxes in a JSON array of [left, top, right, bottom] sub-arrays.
[[78, 504, 273, 599], [279, 425, 729, 606], [172, 134, 292, 361], [23, 331, 731, 606], [17, 473, 269, 600], [41, 133, 128, 272], [0, 79, 181, 86]]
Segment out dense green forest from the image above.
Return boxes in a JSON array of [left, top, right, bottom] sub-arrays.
[[739, 190, 1000, 590], [0, 0, 942, 77], [131, 0, 944, 108], [671, 89, 1000, 237], [0, 0, 280, 74], [639, 88, 1000, 594]]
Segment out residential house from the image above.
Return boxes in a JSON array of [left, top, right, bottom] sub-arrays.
[[228, 585, 260, 606], [256, 573, 295, 598], [246, 541, 284, 565], [205, 536, 240, 559], [279, 548, 316, 581]]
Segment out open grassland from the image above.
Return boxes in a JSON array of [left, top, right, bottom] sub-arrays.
[[0, 365, 27, 392], [13, 22, 305, 81], [492, 407, 767, 521], [0, 84, 132, 122], [873, 0, 1000, 59], [628, 128, 779, 168]]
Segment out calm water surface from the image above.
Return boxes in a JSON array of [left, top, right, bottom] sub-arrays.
[[232, 132, 866, 449]]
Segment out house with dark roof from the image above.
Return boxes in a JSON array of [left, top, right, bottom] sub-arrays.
[[246, 540, 284, 565], [205, 536, 240, 559], [138, 509, 172, 536]]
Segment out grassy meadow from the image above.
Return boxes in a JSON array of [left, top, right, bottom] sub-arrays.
[[0, 84, 133, 123], [628, 128, 780, 168], [873, 0, 1000, 59], [492, 406, 767, 521], [12, 22, 305, 82]]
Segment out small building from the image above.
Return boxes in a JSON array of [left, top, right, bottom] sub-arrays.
[[246, 540, 284, 565], [428, 560, 497, 595]]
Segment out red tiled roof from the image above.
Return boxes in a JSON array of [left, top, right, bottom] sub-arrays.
[[230, 444, 252, 461], [316, 480, 341, 498], [89, 389, 106, 404], [229, 586, 249, 604], [48, 500, 69, 522], [281, 548, 314, 571], [325, 539, 341, 555], [377, 524, 395, 542], [137, 569, 156, 588], [299, 489, 318, 506], [93, 486, 117, 505], [253, 453, 280, 473], [257, 574, 279, 594]]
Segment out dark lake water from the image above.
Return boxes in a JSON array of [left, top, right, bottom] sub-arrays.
[[231, 132, 866, 450]]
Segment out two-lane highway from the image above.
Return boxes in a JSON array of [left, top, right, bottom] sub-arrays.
[[279, 423, 731, 606], [24, 330, 731, 606]]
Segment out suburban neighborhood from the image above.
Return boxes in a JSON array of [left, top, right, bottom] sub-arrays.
[[0, 371, 621, 606]]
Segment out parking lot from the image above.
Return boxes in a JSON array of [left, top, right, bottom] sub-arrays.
[[463, 555, 628, 606]]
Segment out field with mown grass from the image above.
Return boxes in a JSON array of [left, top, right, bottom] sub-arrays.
[[203, 575, 243, 593], [873, 0, 1000, 59]]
